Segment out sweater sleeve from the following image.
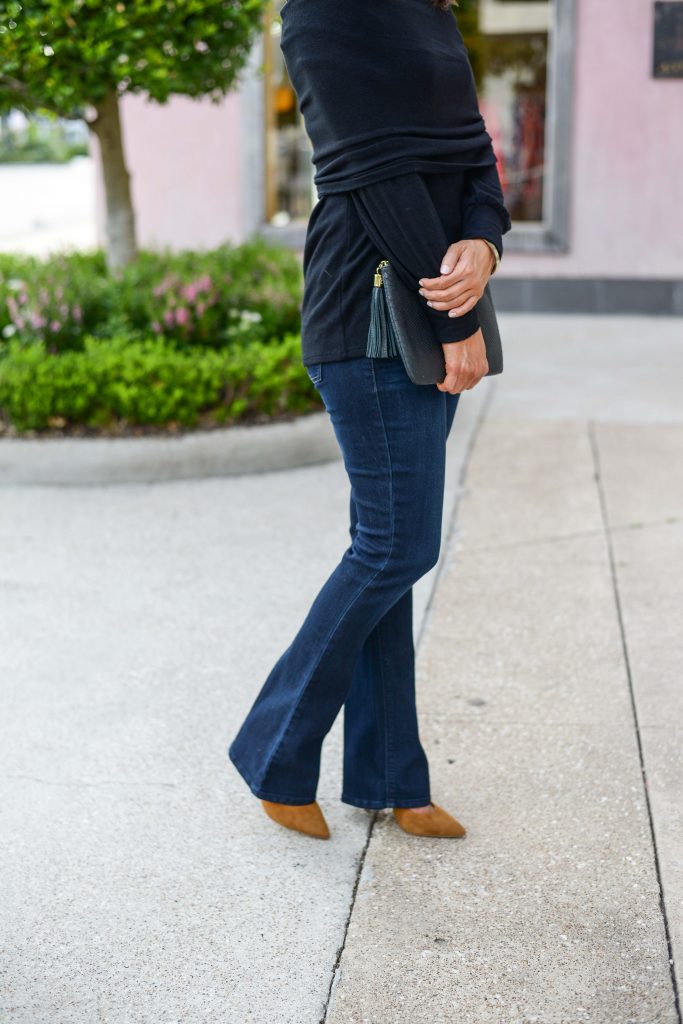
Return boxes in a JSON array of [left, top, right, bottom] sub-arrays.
[[349, 172, 481, 345], [460, 159, 512, 258]]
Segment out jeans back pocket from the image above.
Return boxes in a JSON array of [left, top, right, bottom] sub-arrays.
[[306, 362, 323, 387]]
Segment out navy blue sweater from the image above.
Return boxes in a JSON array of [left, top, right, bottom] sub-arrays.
[[281, 0, 501, 191], [281, 0, 513, 365], [300, 167, 510, 366]]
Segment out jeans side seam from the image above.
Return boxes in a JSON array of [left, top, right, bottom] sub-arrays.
[[256, 358, 397, 790], [375, 616, 394, 806], [371, 356, 397, 806]]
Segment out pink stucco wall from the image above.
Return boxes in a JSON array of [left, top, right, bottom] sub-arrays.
[[95, 91, 245, 251], [96, 0, 683, 277], [509, 0, 683, 279]]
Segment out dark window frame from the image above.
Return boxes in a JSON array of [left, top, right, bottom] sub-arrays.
[[505, 0, 576, 253]]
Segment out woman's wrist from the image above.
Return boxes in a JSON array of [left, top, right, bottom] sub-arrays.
[[477, 238, 500, 276]]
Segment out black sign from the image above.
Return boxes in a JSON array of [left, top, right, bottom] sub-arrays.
[[653, 1, 683, 78]]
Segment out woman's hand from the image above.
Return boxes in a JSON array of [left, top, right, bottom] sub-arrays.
[[418, 238, 495, 319], [436, 329, 488, 394]]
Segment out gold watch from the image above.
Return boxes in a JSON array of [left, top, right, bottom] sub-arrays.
[[478, 238, 500, 276]]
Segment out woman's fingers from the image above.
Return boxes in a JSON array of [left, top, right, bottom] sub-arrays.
[[420, 239, 494, 314], [447, 294, 478, 317], [464, 370, 485, 390], [419, 270, 467, 295], [423, 285, 476, 310], [438, 241, 464, 276], [437, 372, 479, 394], [423, 282, 473, 305], [437, 363, 475, 394], [437, 329, 488, 393], [437, 367, 484, 394], [421, 276, 480, 308], [436, 372, 463, 393]]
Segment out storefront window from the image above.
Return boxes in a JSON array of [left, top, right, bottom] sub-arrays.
[[262, 3, 313, 225], [459, 0, 552, 224], [262, 0, 569, 241]]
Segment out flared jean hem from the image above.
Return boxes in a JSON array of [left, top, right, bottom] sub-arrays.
[[229, 748, 318, 806], [231, 745, 431, 810], [341, 792, 432, 810]]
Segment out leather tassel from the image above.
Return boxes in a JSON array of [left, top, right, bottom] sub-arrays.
[[366, 265, 399, 358]]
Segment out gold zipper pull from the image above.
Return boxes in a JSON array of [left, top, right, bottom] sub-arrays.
[[374, 259, 389, 287]]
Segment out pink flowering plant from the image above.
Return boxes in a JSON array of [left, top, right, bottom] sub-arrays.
[[146, 271, 267, 348], [4, 278, 85, 352], [149, 272, 222, 344], [134, 242, 300, 347], [0, 240, 302, 355], [0, 252, 110, 354]]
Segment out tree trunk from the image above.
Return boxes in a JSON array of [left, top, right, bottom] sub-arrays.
[[90, 89, 137, 271]]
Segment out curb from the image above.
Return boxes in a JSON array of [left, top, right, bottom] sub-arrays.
[[0, 411, 341, 486]]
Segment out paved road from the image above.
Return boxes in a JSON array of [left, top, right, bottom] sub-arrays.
[[0, 158, 97, 256], [1, 314, 681, 1023]]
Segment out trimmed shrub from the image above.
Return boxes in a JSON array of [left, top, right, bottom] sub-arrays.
[[0, 333, 322, 434], [0, 239, 317, 435]]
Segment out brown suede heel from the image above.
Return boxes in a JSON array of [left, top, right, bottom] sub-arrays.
[[261, 799, 331, 839], [393, 802, 466, 838]]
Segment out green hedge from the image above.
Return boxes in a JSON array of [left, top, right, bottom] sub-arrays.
[[0, 333, 322, 434], [0, 240, 322, 435]]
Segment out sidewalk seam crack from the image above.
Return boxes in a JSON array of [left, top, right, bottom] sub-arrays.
[[589, 419, 682, 1024], [320, 811, 377, 1024]]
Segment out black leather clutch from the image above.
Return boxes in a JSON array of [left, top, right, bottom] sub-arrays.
[[366, 259, 503, 386]]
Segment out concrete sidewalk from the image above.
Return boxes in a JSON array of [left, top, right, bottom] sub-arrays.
[[1, 314, 682, 1023], [0, 369, 485, 1024], [326, 315, 683, 1023]]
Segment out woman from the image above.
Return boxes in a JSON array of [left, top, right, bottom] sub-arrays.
[[229, 0, 511, 839]]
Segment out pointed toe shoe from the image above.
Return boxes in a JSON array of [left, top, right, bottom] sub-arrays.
[[261, 799, 331, 839], [393, 802, 466, 838]]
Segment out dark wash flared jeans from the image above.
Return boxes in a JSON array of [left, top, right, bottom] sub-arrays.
[[228, 354, 460, 809]]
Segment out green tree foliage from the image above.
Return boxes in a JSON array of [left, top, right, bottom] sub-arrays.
[[0, 1, 268, 268]]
